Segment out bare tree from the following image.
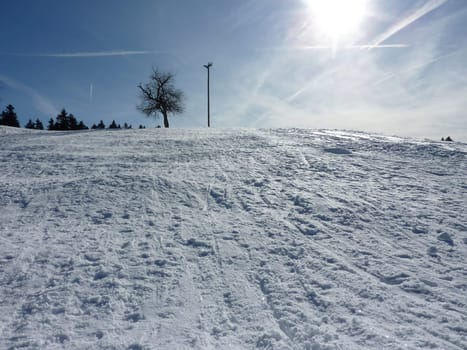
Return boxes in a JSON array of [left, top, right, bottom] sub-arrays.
[[137, 68, 184, 128]]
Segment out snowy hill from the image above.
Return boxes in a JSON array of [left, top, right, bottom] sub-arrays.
[[1, 126, 466, 350]]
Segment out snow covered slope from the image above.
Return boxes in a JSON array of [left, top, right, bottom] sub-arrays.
[[1, 126, 466, 350]]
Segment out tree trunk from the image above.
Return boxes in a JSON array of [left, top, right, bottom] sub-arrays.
[[163, 112, 169, 128]]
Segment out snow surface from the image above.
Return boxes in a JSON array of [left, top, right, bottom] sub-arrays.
[[0, 126, 466, 350]]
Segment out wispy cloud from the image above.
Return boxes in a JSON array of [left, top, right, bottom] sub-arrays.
[[0, 74, 58, 116], [260, 44, 410, 51], [1, 50, 165, 58], [370, 0, 449, 48]]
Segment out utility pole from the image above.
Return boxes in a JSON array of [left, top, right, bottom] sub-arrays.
[[203, 62, 213, 127]]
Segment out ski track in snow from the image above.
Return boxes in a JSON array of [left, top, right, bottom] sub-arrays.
[[0, 127, 466, 349]]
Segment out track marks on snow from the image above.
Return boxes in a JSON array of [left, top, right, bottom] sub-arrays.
[[1, 128, 466, 349]]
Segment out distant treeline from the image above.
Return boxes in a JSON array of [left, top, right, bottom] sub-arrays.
[[48, 109, 88, 130], [89, 120, 147, 130], [0, 104, 147, 130]]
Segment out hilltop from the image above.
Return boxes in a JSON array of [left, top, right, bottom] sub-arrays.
[[1, 127, 466, 349]]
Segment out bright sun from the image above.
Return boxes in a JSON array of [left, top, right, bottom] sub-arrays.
[[306, 0, 368, 44]]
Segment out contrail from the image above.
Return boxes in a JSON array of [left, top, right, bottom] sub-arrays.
[[304, 44, 409, 49], [89, 83, 93, 103], [1, 50, 164, 58], [41, 50, 161, 57], [369, 0, 449, 48], [259, 44, 409, 51]]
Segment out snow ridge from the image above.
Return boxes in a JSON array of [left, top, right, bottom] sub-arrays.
[[1, 128, 466, 349]]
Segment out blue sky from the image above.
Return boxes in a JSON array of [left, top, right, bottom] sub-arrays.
[[1, 0, 466, 140]]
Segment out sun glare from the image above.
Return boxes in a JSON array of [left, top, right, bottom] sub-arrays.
[[306, 0, 368, 44]]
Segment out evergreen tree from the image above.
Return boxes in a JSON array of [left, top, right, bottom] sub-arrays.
[[25, 119, 35, 129], [0, 104, 20, 127], [124, 122, 129, 129], [109, 120, 118, 129], [97, 120, 106, 129], [91, 124, 97, 130], [48, 117, 55, 130], [25, 118, 44, 130], [35, 119, 44, 130], [77, 121, 88, 130], [56, 109, 69, 130], [68, 114, 78, 130]]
